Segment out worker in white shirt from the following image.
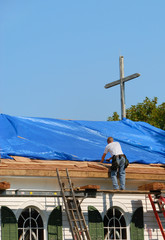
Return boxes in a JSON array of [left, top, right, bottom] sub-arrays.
[[101, 137, 126, 190]]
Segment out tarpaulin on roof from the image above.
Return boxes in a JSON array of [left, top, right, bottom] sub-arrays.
[[0, 114, 165, 164]]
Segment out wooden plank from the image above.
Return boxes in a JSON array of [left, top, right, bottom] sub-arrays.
[[98, 189, 165, 194], [11, 156, 32, 162], [0, 160, 164, 180], [0, 167, 165, 181], [0, 169, 109, 178], [79, 185, 100, 190], [0, 181, 10, 190], [126, 167, 165, 175], [120, 56, 125, 118], [138, 182, 165, 191], [104, 73, 140, 88], [126, 173, 165, 180], [87, 163, 107, 170]]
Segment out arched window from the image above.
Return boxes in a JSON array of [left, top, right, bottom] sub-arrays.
[[104, 207, 127, 240], [18, 207, 44, 240]]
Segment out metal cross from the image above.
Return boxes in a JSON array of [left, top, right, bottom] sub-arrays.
[[104, 56, 140, 119]]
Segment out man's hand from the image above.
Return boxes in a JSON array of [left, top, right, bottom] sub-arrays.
[[106, 157, 112, 162]]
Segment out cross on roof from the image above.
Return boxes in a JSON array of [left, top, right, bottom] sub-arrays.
[[104, 56, 140, 119]]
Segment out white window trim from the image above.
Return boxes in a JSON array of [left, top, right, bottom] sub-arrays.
[[16, 200, 48, 240], [104, 200, 130, 240]]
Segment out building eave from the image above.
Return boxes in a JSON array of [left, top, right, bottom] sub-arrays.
[[0, 157, 164, 181]]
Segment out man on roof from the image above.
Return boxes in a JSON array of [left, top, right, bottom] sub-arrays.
[[101, 137, 126, 190]]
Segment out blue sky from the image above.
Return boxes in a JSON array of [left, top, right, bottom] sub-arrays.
[[0, 1, 165, 121]]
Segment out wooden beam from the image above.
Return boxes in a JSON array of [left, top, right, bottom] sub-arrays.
[[126, 173, 165, 180], [104, 73, 140, 89], [120, 56, 125, 118], [98, 189, 165, 194], [0, 160, 164, 180], [0, 168, 165, 181], [78, 185, 100, 190]]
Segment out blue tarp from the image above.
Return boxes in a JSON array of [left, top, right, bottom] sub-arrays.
[[0, 114, 165, 164]]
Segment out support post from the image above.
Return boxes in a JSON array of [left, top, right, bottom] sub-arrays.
[[120, 56, 126, 119]]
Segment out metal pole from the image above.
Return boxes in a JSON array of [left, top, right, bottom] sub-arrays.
[[119, 56, 126, 119]]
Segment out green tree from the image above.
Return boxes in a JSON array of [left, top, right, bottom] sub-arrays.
[[107, 97, 165, 130], [107, 112, 120, 121]]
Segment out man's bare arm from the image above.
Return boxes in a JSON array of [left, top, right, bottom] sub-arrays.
[[101, 153, 106, 163]]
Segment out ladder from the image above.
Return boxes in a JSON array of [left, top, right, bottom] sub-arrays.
[[56, 168, 91, 240], [148, 192, 165, 240]]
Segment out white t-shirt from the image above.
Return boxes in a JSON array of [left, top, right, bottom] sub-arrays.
[[104, 141, 123, 156]]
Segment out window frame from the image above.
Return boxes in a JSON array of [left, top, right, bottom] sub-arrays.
[[18, 207, 44, 240], [104, 207, 127, 240]]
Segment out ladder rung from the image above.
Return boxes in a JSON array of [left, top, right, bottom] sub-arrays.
[[60, 176, 70, 179], [71, 219, 84, 222], [74, 229, 88, 234]]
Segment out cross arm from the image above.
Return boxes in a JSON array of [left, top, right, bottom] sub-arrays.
[[104, 73, 140, 89]]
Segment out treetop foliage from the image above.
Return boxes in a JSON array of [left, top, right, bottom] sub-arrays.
[[107, 97, 165, 130]]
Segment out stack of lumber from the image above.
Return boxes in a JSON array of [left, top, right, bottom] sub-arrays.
[[138, 182, 165, 191], [0, 156, 164, 181], [0, 181, 10, 190]]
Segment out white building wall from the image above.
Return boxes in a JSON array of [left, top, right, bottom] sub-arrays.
[[0, 176, 164, 240], [143, 194, 164, 240]]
